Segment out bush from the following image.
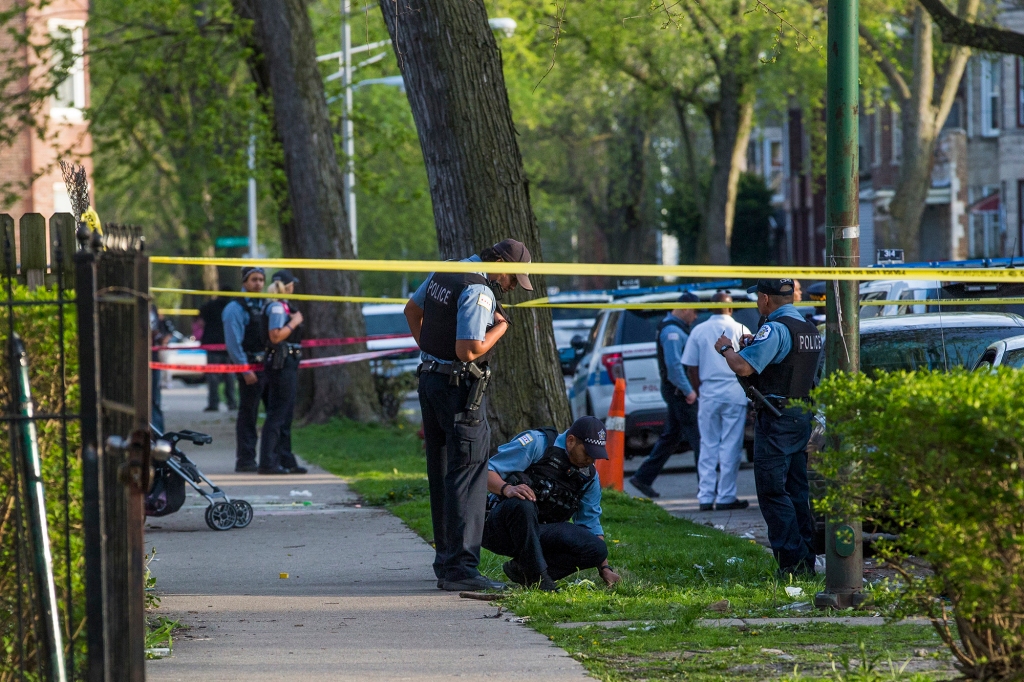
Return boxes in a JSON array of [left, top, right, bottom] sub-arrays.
[[813, 368, 1024, 680], [0, 283, 83, 677]]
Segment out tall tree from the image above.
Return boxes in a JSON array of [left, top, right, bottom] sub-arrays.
[[233, 0, 380, 422], [378, 0, 570, 444], [860, 0, 979, 260]]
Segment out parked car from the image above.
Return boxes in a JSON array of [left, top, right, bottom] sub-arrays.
[[973, 333, 1024, 369], [362, 303, 418, 375], [158, 331, 206, 384], [568, 289, 754, 458], [807, 311, 1024, 551], [550, 292, 614, 375]]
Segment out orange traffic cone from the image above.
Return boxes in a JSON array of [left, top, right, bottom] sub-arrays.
[[595, 378, 625, 491]]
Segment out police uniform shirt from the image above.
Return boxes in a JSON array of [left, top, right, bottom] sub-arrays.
[[737, 303, 806, 395], [658, 315, 694, 394], [410, 255, 496, 365], [266, 301, 290, 335], [222, 292, 251, 365], [487, 429, 604, 536]]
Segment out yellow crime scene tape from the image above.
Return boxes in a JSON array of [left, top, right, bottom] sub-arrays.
[[151, 288, 409, 304], [149, 255, 1024, 284], [158, 308, 199, 316]]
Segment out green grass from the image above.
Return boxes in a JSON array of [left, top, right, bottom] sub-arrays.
[[294, 419, 958, 681]]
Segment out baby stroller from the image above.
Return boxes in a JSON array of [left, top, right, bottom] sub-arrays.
[[146, 426, 254, 531]]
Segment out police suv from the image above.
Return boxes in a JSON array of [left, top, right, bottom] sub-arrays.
[[568, 289, 754, 458]]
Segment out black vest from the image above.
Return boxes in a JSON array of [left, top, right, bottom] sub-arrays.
[[506, 428, 597, 524], [419, 271, 488, 362], [656, 316, 689, 386], [240, 299, 265, 359], [753, 315, 822, 399]]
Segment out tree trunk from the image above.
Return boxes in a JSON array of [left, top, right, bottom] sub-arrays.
[[866, 2, 976, 260], [379, 0, 571, 445], [604, 106, 657, 264], [239, 0, 379, 423], [702, 64, 754, 265]]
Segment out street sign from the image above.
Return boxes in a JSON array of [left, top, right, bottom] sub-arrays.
[[215, 236, 250, 249], [876, 248, 904, 265]]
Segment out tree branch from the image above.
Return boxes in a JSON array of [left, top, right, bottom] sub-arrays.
[[919, 0, 1024, 56], [859, 23, 911, 101]]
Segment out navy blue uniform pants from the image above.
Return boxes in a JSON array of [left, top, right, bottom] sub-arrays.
[[753, 407, 815, 571], [259, 356, 299, 471], [235, 370, 268, 468], [206, 351, 237, 410], [483, 498, 607, 582], [633, 387, 700, 487], [418, 371, 490, 582]]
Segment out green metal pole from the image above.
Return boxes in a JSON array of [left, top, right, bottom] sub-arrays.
[[814, 0, 864, 611], [9, 333, 67, 680]]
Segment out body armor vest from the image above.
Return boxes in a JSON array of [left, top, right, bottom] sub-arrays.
[[656, 316, 689, 386], [753, 315, 822, 399], [505, 428, 597, 524], [419, 271, 488, 362], [239, 298, 265, 360]]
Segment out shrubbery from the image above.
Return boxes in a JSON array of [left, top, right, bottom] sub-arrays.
[[813, 368, 1024, 680], [0, 283, 83, 677]]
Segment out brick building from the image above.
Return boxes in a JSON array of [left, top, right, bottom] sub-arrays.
[[0, 0, 92, 216]]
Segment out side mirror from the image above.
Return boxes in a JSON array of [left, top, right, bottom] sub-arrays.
[[570, 335, 587, 354]]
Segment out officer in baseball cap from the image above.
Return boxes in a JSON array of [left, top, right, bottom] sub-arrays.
[[483, 416, 620, 592], [404, 238, 534, 592], [222, 266, 267, 472], [716, 278, 823, 578]]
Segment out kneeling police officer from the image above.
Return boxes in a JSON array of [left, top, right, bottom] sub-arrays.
[[484, 416, 622, 591], [716, 278, 822, 577]]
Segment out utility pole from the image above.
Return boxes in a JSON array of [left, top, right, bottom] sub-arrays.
[[340, 0, 357, 256], [247, 134, 258, 259], [815, 0, 865, 611]]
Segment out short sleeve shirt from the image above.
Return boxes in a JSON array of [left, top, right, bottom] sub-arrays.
[[737, 304, 805, 375], [410, 255, 494, 364], [487, 429, 604, 536], [266, 301, 289, 332], [680, 314, 750, 404]]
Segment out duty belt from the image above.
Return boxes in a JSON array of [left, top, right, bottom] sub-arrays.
[[245, 352, 266, 364], [417, 360, 454, 376]]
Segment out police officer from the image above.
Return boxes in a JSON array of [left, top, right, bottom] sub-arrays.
[[258, 270, 307, 475], [404, 239, 533, 592], [629, 292, 701, 500], [484, 416, 621, 592], [223, 266, 267, 472], [716, 278, 822, 577]]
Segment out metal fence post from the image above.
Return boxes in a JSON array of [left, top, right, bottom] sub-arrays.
[[816, 0, 865, 610]]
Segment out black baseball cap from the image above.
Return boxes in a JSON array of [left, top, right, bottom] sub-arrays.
[[678, 291, 700, 304], [566, 416, 608, 461], [240, 266, 265, 283], [490, 239, 534, 291], [272, 269, 299, 285], [747, 278, 796, 296]]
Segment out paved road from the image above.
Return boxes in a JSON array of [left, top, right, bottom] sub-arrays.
[[146, 384, 589, 681], [624, 453, 770, 546]]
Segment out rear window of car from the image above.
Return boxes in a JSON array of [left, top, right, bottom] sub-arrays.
[[1001, 347, 1024, 369], [618, 310, 664, 345], [364, 312, 411, 336], [861, 326, 1023, 374], [551, 308, 600, 321]]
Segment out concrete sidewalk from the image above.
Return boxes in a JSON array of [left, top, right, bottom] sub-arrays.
[[146, 384, 589, 681]]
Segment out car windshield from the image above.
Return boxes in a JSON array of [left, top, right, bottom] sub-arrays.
[[619, 310, 664, 345], [1000, 347, 1024, 369], [861, 326, 1022, 374], [364, 312, 411, 336]]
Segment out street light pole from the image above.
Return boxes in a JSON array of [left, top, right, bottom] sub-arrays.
[[815, 0, 864, 611], [340, 0, 357, 256], [247, 133, 258, 259]]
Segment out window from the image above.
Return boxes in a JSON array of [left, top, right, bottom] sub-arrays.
[[891, 109, 903, 164], [49, 20, 85, 118], [53, 183, 71, 214], [981, 58, 1001, 136]]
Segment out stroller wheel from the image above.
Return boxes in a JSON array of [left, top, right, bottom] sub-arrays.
[[232, 500, 253, 528], [205, 502, 237, 531]]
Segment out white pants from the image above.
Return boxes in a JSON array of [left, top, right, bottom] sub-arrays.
[[697, 399, 747, 504]]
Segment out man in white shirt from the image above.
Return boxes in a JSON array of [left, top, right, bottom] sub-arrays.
[[681, 292, 751, 511]]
